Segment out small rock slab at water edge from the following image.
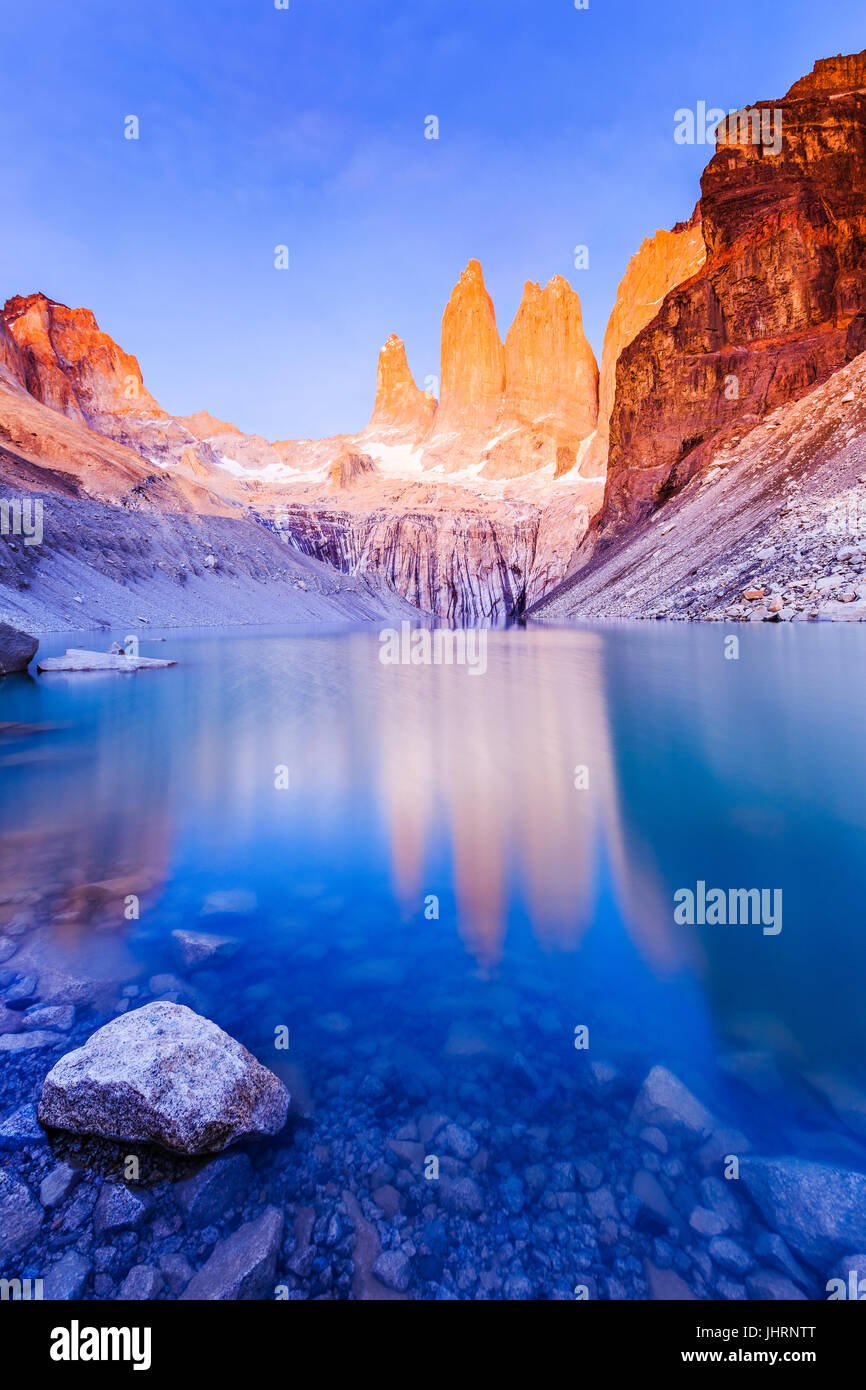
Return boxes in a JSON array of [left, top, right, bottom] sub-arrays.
[[37, 648, 176, 672], [38, 1002, 289, 1155]]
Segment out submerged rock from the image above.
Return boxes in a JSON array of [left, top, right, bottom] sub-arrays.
[[179, 1206, 283, 1300], [741, 1157, 866, 1266], [93, 1182, 152, 1234], [118, 1265, 164, 1300], [746, 1269, 807, 1300], [176, 1152, 252, 1228], [171, 928, 240, 968], [43, 1252, 92, 1300], [0, 622, 38, 675], [372, 1249, 411, 1292], [0, 1171, 43, 1260], [38, 1001, 289, 1155], [39, 1161, 82, 1209], [629, 1065, 715, 1137]]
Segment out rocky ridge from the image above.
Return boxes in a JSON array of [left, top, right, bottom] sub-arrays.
[[600, 50, 866, 539], [531, 353, 866, 622]]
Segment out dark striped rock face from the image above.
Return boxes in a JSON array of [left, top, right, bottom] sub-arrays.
[[602, 50, 866, 538], [38, 1002, 289, 1155]]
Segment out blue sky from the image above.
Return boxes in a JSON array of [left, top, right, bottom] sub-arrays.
[[1, 0, 862, 440]]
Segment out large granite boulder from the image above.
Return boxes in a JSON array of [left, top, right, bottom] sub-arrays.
[[0, 622, 37, 675], [38, 1002, 289, 1155]]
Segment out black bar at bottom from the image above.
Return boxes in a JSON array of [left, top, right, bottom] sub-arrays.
[[2, 1296, 858, 1376]]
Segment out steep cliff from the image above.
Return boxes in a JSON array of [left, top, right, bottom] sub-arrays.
[[601, 51, 866, 537], [418, 261, 601, 481], [368, 334, 437, 439], [481, 275, 599, 480], [435, 260, 506, 436], [2, 293, 165, 424], [531, 352, 866, 624], [581, 212, 706, 478], [266, 473, 600, 626]]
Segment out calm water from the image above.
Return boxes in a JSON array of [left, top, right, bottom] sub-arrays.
[[3, 619, 866, 1169]]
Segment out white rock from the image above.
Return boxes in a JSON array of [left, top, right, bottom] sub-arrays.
[[37, 649, 175, 673], [38, 1002, 289, 1155]]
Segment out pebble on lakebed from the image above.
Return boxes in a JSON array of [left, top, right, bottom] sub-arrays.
[[37, 1001, 289, 1155]]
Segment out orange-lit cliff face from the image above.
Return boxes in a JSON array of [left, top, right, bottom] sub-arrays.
[[437, 258, 507, 435], [504, 275, 599, 436], [2, 292, 165, 424], [0, 279, 605, 624], [0, 237, 708, 622], [416, 260, 600, 480], [599, 50, 866, 536], [367, 334, 437, 439], [580, 216, 707, 479]]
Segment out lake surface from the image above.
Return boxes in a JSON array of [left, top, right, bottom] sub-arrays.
[[3, 620, 866, 1299]]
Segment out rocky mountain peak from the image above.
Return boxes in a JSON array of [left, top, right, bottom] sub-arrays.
[[368, 333, 436, 437], [1, 292, 164, 424], [503, 275, 598, 439], [437, 259, 506, 432]]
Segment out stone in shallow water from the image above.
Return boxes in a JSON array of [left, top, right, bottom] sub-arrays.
[[0, 1103, 45, 1146], [741, 1157, 866, 1267], [644, 1260, 695, 1300], [201, 890, 257, 917], [118, 1265, 164, 1300], [40, 1161, 82, 1209], [0, 1171, 43, 1260], [38, 1001, 289, 1155], [632, 1170, 682, 1232], [372, 1250, 411, 1292], [160, 1252, 194, 1294], [440, 1176, 484, 1215], [94, 1182, 152, 1234], [754, 1230, 808, 1286], [689, 1206, 728, 1237], [171, 928, 240, 968], [746, 1269, 807, 1300], [176, 1152, 252, 1228], [438, 1123, 478, 1161], [23, 1005, 75, 1031], [179, 1206, 283, 1300], [0, 1030, 58, 1052], [695, 1128, 751, 1173], [708, 1236, 755, 1278], [43, 1252, 91, 1300], [630, 1065, 714, 1137]]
